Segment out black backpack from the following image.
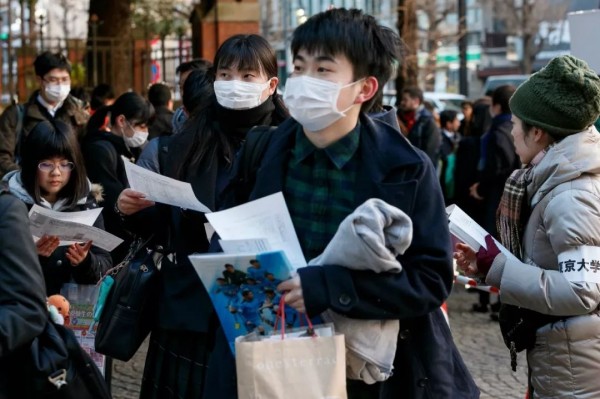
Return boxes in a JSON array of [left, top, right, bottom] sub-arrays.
[[2, 181, 111, 398], [7, 320, 112, 398]]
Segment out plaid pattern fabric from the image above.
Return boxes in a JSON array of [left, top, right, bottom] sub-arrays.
[[284, 124, 360, 261], [496, 148, 550, 260]]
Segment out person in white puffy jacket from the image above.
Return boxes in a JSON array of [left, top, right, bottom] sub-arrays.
[[455, 54, 600, 399]]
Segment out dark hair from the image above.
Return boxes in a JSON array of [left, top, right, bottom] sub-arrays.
[[176, 58, 212, 75], [87, 92, 154, 134], [291, 8, 402, 112], [90, 83, 115, 111], [69, 86, 90, 105], [147, 83, 172, 108], [214, 34, 277, 79], [440, 110, 458, 128], [461, 101, 473, 109], [20, 121, 88, 207], [175, 72, 240, 181], [470, 103, 492, 137], [492, 84, 516, 114], [402, 87, 424, 104], [520, 119, 561, 142], [182, 69, 214, 117], [34, 52, 72, 77]]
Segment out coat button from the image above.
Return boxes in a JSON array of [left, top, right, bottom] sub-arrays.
[[417, 377, 428, 387], [338, 294, 351, 306], [399, 329, 410, 340], [56, 260, 63, 266]]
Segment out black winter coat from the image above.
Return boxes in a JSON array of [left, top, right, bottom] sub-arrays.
[[0, 186, 47, 397], [82, 131, 137, 263]]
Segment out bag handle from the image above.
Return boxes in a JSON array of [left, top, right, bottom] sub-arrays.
[[274, 294, 314, 340], [99, 235, 154, 282]]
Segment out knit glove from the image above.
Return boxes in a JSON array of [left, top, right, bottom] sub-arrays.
[[476, 235, 501, 277]]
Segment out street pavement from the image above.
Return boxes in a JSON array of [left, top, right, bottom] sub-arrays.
[[110, 285, 528, 399]]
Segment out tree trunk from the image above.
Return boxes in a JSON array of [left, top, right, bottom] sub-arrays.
[[396, 0, 419, 104], [423, 24, 440, 92], [87, 0, 133, 94]]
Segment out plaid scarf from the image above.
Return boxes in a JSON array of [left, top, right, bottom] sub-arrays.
[[496, 148, 550, 260]]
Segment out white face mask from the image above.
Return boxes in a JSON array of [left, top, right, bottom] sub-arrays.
[[123, 122, 148, 148], [214, 80, 270, 110], [45, 84, 71, 103], [283, 75, 359, 132]]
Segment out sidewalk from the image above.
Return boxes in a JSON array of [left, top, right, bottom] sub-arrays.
[[110, 285, 528, 399]]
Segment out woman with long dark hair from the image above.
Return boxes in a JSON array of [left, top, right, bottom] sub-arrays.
[[116, 34, 288, 398], [2, 121, 112, 294], [81, 92, 153, 263]]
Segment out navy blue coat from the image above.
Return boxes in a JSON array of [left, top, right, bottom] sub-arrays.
[[212, 113, 479, 399]]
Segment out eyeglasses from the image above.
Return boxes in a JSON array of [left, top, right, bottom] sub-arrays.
[[43, 76, 71, 85], [38, 161, 75, 172]]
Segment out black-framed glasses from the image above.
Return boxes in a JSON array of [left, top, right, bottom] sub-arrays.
[[38, 161, 75, 172]]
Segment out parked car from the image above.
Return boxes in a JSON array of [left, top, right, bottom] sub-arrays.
[[482, 74, 529, 95], [382, 90, 466, 115], [423, 92, 467, 115]]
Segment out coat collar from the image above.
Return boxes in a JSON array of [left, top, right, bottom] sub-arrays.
[[251, 114, 423, 204]]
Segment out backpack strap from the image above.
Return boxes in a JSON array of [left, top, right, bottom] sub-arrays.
[[157, 135, 171, 176], [14, 104, 26, 164], [235, 125, 277, 203]]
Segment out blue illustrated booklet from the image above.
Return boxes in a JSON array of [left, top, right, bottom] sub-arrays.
[[189, 250, 312, 354]]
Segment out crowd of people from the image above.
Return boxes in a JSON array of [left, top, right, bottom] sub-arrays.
[[1, 6, 600, 399]]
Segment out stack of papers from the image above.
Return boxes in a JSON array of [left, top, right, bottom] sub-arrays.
[[188, 192, 312, 354], [446, 204, 519, 263], [28, 205, 123, 252]]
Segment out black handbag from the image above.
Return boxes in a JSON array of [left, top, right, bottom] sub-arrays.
[[94, 236, 162, 361], [9, 320, 111, 399], [498, 304, 566, 371]]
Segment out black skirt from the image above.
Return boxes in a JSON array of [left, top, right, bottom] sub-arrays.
[[140, 328, 210, 399]]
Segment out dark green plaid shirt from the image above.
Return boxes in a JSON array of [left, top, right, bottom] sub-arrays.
[[284, 124, 360, 261]]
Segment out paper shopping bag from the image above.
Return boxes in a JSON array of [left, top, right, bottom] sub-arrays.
[[236, 333, 347, 399]]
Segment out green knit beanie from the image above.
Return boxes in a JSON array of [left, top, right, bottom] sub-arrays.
[[509, 55, 600, 136]]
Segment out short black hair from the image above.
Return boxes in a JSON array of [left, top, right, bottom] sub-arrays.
[[147, 83, 172, 108], [90, 83, 115, 111], [69, 86, 90, 105], [34, 51, 71, 77], [402, 87, 424, 104], [461, 100, 473, 109], [176, 58, 212, 75], [20, 121, 88, 208], [291, 8, 402, 112], [440, 110, 458, 128], [492, 84, 516, 114]]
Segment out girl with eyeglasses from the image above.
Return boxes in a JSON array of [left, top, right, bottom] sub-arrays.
[[2, 121, 112, 295]]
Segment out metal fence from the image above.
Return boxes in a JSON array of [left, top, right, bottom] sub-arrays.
[[1, 35, 193, 104]]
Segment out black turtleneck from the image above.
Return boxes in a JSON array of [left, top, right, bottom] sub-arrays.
[[214, 95, 276, 139]]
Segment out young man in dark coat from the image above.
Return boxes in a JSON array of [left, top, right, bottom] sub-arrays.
[[0, 52, 89, 177], [222, 8, 479, 399], [398, 86, 442, 166]]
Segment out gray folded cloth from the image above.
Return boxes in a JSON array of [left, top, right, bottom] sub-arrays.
[[309, 198, 412, 384]]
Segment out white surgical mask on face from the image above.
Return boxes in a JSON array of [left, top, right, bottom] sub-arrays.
[[214, 80, 270, 110], [283, 75, 360, 132], [123, 122, 149, 148], [45, 84, 71, 103]]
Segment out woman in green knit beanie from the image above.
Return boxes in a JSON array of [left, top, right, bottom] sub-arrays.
[[455, 54, 600, 398]]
